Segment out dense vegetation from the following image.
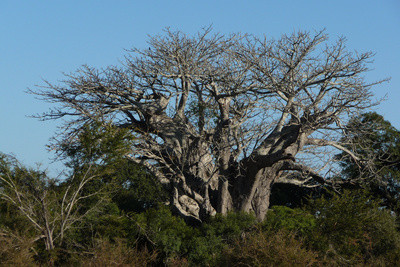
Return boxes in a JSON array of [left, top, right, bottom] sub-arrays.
[[0, 24, 397, 267], [1, 111, 400, 266]]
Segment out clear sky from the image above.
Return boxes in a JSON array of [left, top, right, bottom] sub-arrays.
[[1, 0, 399, 175]]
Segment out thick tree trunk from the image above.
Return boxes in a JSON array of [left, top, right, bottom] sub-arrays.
[[35, 28, 378, 227], [252, 173, 274, 221], [238, 168, 263, 213], [237, 167, 276, 221]]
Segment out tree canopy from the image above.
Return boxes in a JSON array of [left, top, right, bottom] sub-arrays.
[[337, 112, 400, 211], [32, 28, 384, 222]]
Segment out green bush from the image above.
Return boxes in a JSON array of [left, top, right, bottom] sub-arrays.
[[202, 212, 257, 240], [131, 206, 194, 260], [185, 234, 222, 265], [188, 212, 257, 265], [307, 190, 400, 264], [263, 205, 316, 236], [130, 208, 258, 265]]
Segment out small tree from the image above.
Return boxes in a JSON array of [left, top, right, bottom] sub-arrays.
[[0, 153, 102, 251], [58, 120, 168, 213], [32, 28, 385, 221], [307, 190, 400, 264], [337, 112, 400, 211]]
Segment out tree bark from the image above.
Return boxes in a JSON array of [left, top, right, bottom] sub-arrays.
[[218, 180, 233, 214], [32, 28, 380, 223], [252, 171, 275, 221]]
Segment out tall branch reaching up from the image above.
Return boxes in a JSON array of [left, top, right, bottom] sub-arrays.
[[31, 28, 385, 221]]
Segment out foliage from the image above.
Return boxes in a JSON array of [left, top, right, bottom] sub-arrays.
[[0, 199, 33, 233], [0, 152, 107, 258], [59, 120, 135, 168], [132, 206, 194, 259], [128, 207, 258, 265], [59, 121, 168, 213], [0, 229, 37, 266], [80, 238, 158, 267], [221, 229, 319, 266], [76, 209, 130, 242], [307, 190, 400, 264], [338, 112, 400, 213], [340, 112, 400, 180], [109, 159, 168, 213], [3, 88, 400, 265], [202, 212, 257, 240], [2, 161, 400, 266], [263, 205, 316, 236], [188, 212, 258, 265]]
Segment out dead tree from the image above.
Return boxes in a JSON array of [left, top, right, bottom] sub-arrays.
[[32, 28, 385, 221], [0, 155, 101, 250]]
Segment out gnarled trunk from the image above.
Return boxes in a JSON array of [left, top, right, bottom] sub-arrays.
[[33, 28, 379, 224]]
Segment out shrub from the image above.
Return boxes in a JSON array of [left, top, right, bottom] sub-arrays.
[[221, 229, 318, 266], [186, 212, 257, 265], [202, 212, 257, 240], [263, 205, 316, 236], [130, 208, 258, 265], [81, 238, 158, 266], [307, 190, 400, 264], [0, 229, 37, 266], [131, 206, 194, 260]]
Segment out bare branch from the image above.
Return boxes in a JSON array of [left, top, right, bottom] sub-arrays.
[[29, 28, 383, 221]]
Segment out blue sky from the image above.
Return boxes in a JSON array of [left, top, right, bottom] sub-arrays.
[[1, 1, 399, 175]]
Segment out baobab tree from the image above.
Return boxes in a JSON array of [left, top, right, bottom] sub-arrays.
[[32, 28, 384, 221]]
